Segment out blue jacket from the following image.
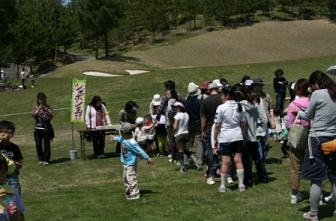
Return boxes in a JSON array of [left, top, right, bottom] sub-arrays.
[[114, 136, 149, 166]]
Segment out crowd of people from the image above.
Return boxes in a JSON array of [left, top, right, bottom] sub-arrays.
[[107, 69, 336, 221], [0, 68, 335, 220]]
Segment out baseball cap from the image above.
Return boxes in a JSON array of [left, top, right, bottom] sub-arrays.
[[120, 122, 132, 133]]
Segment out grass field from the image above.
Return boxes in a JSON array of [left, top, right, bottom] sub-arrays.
[[126, 20, 336, 69], [1, 53, 336, 220]]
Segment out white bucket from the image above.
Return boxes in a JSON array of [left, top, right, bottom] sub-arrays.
[[69, 150, 77, 160]]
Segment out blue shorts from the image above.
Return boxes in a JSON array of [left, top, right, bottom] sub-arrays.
[[219, 141, 243, 156]]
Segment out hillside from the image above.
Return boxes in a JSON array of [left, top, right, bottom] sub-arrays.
[[126, 20, 336, 69]]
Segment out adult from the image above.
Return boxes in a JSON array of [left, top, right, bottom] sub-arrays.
[[118, 101, 139, 126], [273, 68, 288, 111], [213, 85, 246, 192], [297, 71, 336, 221], [155, 80, 183, 162], [253, 79, 272, 162], [185, 82, 203, 168], [241, 86, 268, 186], [200, 82, 222, 185], [117, 101, 139, 153], [20, 67, 27, 89], [32, 92, 54, 165], [286, 78, 310, 204], [85, 96, 112, 158]]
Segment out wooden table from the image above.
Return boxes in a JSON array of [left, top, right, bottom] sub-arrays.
[[78, 125, 120, 160]]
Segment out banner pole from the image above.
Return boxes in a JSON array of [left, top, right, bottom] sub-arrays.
[[71, 122, 75, 150]]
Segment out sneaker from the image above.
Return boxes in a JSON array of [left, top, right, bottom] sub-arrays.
[[176, 161, 180, 167], [239, 185, 246, 192], [303, 211, 319, 221], [207, 176, 215, 185], [38, 161, 44, 165], [218, 185, 227, 193], [227, 177, 234, 185], [43, 162, 49, 166], [180, 167, 187, 173], [291, 193, 302, 204], [324, 193, 334, 203], [126, 195, 140, 200], [168, 154, 172, 158], [97, 154, 106, 159]]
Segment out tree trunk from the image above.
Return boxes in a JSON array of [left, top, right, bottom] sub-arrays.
[[104, 32, 109, 57], [95, 34, 99, 59], [193, 16, 196, 29]]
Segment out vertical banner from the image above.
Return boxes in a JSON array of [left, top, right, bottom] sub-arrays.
[[70, 79, 86, 123]]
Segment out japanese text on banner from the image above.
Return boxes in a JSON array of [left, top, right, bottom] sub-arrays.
[[70, 79, 86, 123]]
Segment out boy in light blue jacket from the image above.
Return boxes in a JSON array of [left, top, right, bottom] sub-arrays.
[[111, 122, 154, 200]]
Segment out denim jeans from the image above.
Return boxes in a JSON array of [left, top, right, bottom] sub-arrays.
[[275, 92, 286, 111], [203, 131, 219, 177]]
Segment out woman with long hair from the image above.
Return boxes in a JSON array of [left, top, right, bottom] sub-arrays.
[[85, 96, 111, 158], [213, 84, 246, 192], [32, 92, 54, 165], [298, 71, 336, 221]]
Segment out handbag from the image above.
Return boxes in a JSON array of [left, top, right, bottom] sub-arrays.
[[321, 139, 336, 155], [287, 114, 309, 149]]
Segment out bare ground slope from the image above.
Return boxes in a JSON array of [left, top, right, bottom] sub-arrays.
[[126, 20, 336, 68]]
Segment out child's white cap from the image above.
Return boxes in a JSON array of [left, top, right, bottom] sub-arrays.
[[151, 94, 161, 106], [135, 117, 144, 125]]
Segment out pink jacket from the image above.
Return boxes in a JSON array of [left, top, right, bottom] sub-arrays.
[[286, 97, 310, 128]]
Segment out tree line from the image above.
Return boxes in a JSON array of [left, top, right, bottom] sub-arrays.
[[1, 0, 336, 73]]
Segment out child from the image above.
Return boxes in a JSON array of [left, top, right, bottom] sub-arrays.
[[111, 122, 154, 200], [143, 114, 156, 155], [0, 154, 24, 221], [172, 102, 190, 172], [271, 108, 289, 159], [0, 122, 24, 197], [134, 117, 148, 151], [151, 105, 168, 156]]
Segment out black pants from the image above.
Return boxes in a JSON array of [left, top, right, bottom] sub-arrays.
[[34, 129, 51, 162], [243, 141, 268, 186], [92, 131, 105, 156]]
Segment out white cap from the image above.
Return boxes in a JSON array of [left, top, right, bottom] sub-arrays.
[[151, 94, 161, 106], [187, 82, 201, 96], [135, 117, 144, 125], [212, 79, 223, 88]]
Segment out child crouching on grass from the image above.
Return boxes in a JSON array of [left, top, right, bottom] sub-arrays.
[[111, 122, 154, 200]]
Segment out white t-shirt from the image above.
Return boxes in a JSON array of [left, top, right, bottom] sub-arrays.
[[174, 112, 189, 137], [214, 100, 244, 143]]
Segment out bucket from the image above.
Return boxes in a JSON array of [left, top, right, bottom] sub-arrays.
[[69, 149, 77, 160]]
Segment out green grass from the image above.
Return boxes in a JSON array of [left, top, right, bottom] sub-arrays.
[[1, 55, 336, 220]]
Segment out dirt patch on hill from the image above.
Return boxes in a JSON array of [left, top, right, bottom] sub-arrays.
[[127, 20, 336, 68]]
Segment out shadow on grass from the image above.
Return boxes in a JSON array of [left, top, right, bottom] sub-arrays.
[[86, 152, 119, 160], [98, 55, 140, 62], [50, 157, 71, 164], [266, 157, 282, 164], [140, 189, 160, 196]]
